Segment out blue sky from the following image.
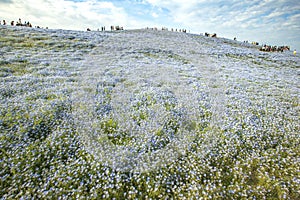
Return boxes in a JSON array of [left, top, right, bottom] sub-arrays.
[[1, 0, 300, 50]]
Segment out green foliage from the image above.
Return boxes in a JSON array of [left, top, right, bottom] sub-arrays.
[[0, 59, 31, 76], [141, 49, 190, 64]]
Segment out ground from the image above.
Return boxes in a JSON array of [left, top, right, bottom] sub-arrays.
[[0, 25, 299, 199]]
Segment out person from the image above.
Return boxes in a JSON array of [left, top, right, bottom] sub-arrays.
[[18, 18, 22, 25], [293, 49, 297, 55]]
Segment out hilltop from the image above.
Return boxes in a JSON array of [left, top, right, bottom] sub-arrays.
[[1, 25, 300, 199]]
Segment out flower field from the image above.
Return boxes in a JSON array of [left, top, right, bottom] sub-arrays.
[[1, 25, 299, 199]]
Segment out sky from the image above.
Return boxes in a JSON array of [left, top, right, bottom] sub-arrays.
[[1, 0, 300, 50]]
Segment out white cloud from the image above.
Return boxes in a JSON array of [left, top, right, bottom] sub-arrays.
[[151, 12, 159, 18]]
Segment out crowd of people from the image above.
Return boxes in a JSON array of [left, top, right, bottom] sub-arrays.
[[90, 26, 187, 33], [2, 18, 32, 27], [1, 18, 45, 29], [87, 25, 124, 32], [259, 45, 290, 52], [146, 27, 187, 33], [204, 32, 217, 37]]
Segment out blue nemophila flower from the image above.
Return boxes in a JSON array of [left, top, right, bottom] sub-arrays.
[[1, 25, 299, 199]]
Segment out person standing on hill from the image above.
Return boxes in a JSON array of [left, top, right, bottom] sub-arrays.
[[294, 49, 297, 55]]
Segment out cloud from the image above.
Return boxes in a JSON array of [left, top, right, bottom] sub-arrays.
[[0, 0, 13, 3], [151, 12, 159, 18]]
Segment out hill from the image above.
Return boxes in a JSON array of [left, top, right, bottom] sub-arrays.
[[1, 25, 299, 199]]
